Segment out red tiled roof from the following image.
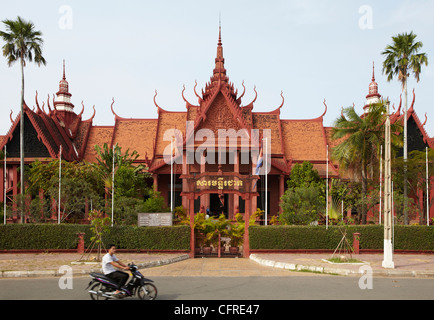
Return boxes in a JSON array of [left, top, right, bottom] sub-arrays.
[[112, 119, 158, 161], [82, 126, 113, 163]]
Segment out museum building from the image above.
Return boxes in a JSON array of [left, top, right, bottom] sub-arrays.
[[0, 27, 433, 225]]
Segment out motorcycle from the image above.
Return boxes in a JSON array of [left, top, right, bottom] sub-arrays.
[[87, 262, 158, 300]]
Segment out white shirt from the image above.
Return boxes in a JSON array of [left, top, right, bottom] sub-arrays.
[[102, 253, 119, 275]]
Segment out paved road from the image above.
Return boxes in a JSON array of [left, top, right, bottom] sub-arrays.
[[1, 274, 433, 300]]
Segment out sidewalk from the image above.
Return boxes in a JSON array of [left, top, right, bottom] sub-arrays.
[[0, 252, 190, 278], [250, 253, 434, 278], [1, 252, 434, 278]]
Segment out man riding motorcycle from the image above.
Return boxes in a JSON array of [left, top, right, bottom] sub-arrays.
[[102, 244, 130, 296]]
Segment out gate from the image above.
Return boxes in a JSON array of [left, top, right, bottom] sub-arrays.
[[180, 171, 258, 258]]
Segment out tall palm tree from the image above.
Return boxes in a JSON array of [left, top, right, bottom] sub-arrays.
[[0, 17, 46, 223], [382, 31, 428, 224], [331, 102, 402, 224]]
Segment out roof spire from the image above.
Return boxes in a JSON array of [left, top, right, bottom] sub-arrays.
[[364, 61, 381, 112], [59, 59, 69, 94], [211, 17, 227, 86], [218, 13, 222, 46], [55, 59, 73, 112]]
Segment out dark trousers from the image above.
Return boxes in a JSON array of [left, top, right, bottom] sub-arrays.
[[106, 271, 129, 290]]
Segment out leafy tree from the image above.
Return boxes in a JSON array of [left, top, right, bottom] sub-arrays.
[[382, 31, 428, 224], [141, 190, 167, 213], [0, 16, 46, 222], [94, 143, 150, 215], [87, 210, 111, 261], [112, 196, 143, 225], [286, 161, 322, 189], [393, 149, 434, 224], [280, 161, 325, 225], [26, 160, 103, 222], [279, 186, 325, 225], [46, 175, 101, 222], [331, 102, 402, 224]]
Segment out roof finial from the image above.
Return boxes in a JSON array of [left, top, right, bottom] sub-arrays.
[[372, 61, 375, 81], [63, 59, 66, 80], [218, 13, 222, 46]]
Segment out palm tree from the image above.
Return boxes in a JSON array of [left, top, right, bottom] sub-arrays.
[[382, 31, 428, 224], [0, 16, 46, 223], [331, 102, 402, 224]]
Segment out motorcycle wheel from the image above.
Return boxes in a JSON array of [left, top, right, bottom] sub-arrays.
[[90, 282, 109, 300], [137, 283, 158, 300]]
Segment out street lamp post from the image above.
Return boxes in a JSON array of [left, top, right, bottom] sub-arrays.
[[382, 102, 394, 269]]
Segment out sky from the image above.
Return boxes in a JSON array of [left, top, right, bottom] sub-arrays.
[[0, 0, 433, 137]]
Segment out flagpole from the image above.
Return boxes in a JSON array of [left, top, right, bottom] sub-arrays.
[[379, 145, 382, 224], [58, 145, 62, 224], [4, 145, 6, 225], [112, 144, 115, 227], [326, 144, 329, 230], [427, 147, 430, 226], [265, 137, 268, 226], [171, 137, 174, 213], [341, 199, 344, 221], [392, 180, 394, 251]]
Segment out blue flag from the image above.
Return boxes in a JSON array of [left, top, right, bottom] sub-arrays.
[[253, 148, 263, 188]]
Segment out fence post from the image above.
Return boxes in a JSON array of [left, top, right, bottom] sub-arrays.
[[77, 232, 85, 254], [353, 232, 361, 254]]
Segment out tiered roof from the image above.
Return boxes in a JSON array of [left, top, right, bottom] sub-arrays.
[[1, 64, 95, 162], [1, 28, 432, 180]]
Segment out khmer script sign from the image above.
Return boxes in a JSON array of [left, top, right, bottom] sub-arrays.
[[138, 212, 173, 226], [194, 176, 245, 192]]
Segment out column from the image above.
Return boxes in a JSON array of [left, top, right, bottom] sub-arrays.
[[189, 197, 195, 258], [382, 106, 394, 268], [200, 153, 207, 211], [182, 153, 188, 209], [153, 174, 158, 193], [243, 196, 251, 258], [12, 165, 18, 215], [251, 158, 256, 216], [233, 150, 239, 220], [279, 174, 285, 213], [0, 166, 3, 203]]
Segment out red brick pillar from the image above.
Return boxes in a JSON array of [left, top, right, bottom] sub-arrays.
[[77, 232, 85, 254], [353, 233, 361, 254], [189, 197, 195, 258], [243, 197, 251, 258], [279, 174, 285, 213]]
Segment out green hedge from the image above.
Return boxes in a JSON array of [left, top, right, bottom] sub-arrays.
[[0, 224, 190, 251], [249, 225, 434, 251]]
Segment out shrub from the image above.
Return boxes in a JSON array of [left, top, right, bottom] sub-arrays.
[[249, 225, 434, 251], [0, 224, 190, 251]]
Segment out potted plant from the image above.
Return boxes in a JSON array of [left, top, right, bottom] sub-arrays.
[[174, 205, 189, 225], [201, 215, 218, 255], [193, 212, 206, 254], [201, 214, 230, 255], [228, 213, 245, 254], [213, 214, 230, 253], [251, 208, 264, 225]]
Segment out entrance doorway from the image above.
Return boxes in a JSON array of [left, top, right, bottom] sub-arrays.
[[209, 194, 228, 218]]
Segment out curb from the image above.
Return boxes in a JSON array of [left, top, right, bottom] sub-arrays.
[[0, 254, 190, 279], [249, 254, 434, 278]]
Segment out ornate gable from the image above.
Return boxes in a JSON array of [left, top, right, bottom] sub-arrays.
[[196, 92, 241, 134]]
